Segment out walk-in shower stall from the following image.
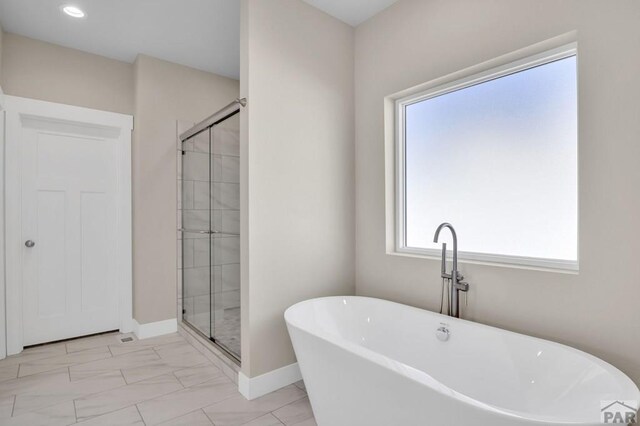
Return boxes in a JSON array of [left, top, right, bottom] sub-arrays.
[[179, 99, 244, 361]]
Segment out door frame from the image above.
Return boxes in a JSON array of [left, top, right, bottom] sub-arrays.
[[2, 96, 133, 356], [0, 88, 6, 360]]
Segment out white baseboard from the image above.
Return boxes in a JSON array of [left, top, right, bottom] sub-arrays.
[[119, 317, 134, 334], [239, 362, 302, 400], [132, 318, 177, 340]]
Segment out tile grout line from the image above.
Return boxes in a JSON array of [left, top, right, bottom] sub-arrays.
[[15, 346, 65, 362], [38, 331, 119, 354], [270, 395, 313, 426], [2, 365, 73, 411], [10, 394, 16, 418], [135, 403, 147, 425], [69, 366, 79, 424], [73, 369, 183, 424], [13, 371, 127, 420], [200, 408, 215, 426], [201, 386, 309, 425], [119, 350, 207, 385], [141, 376, 239, 425], [170, 369, 189, 389], [120, 362, 163, 386], [72, 399, 78, 424], [270, 410, 285, 425], [269, 410, 287, 426], [74, 399, 154, 423], [268, 392, 310, 418], [18, 347, 114, 380], [107, 338, 180, 360]]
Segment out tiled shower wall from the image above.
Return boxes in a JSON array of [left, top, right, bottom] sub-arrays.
[[176, 116, 241, 355]]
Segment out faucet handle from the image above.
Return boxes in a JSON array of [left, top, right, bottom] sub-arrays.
[[453, 281, 469, 292]]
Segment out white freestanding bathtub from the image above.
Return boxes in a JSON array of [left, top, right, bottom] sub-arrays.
[[285, 296, 639, 426]]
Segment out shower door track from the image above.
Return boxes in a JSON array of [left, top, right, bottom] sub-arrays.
[[181, 318, 241, 365], [179, 97, 246, 142]]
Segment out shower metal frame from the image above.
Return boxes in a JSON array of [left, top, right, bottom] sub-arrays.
[[179, 97, 246, 364], [179, 98, 246, 142]]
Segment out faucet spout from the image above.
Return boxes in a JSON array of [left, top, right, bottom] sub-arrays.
[[433, 223, 457, 273]]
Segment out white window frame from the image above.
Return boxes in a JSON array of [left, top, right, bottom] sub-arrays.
[[394, 43, 578, 272]]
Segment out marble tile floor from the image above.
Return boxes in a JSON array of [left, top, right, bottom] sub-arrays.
[[0, 332, 315, 426]]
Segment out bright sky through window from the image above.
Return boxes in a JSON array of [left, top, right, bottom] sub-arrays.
[[403, 56, 577, 262]]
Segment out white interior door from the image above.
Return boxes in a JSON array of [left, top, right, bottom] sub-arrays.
[[20, 117, 120, 346]]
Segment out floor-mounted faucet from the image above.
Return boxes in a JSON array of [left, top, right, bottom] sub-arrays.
[[433, 223, 469, 318]]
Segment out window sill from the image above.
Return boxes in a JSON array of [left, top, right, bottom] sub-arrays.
[[391, 247, 579, 275]]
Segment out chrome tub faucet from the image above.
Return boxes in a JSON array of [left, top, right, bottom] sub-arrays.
[[433, 223, 469, 318]]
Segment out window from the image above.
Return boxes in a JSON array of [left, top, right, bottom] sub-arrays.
[[395, 45, 578, 270]]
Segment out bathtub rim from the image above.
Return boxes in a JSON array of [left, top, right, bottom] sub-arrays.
[[285, 295, 640, 424]]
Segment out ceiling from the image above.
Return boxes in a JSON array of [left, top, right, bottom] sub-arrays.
[[0, 0, 398, 80], [302, 0, 398, 27], [0, 0, 241, 79]]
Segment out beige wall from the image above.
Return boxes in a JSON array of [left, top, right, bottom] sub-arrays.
[[1, 33, 133, 114], [0, 32, 238, 325], [240, 0, 355, 377], [355, 0, 640, 385], [133, 55, 239, 324]]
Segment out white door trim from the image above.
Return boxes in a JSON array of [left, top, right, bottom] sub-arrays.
[[3, 96, 133, 356], [0, 87, 6, 359]]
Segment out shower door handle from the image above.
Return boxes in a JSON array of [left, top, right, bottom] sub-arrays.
[[178, 228, 214, 234]]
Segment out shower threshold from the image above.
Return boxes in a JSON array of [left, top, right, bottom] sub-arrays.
[[181, 319, 241, 366]]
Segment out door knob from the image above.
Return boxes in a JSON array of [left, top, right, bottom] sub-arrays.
[[25, 240, 35, 248]]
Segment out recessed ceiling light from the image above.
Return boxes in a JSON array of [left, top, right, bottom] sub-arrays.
[[62, 5, 86, 18]]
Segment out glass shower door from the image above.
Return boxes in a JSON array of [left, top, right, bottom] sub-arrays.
[[210, 113, 241, 359], [181, 111, 241, 361], [181, 128, 212, 338]]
